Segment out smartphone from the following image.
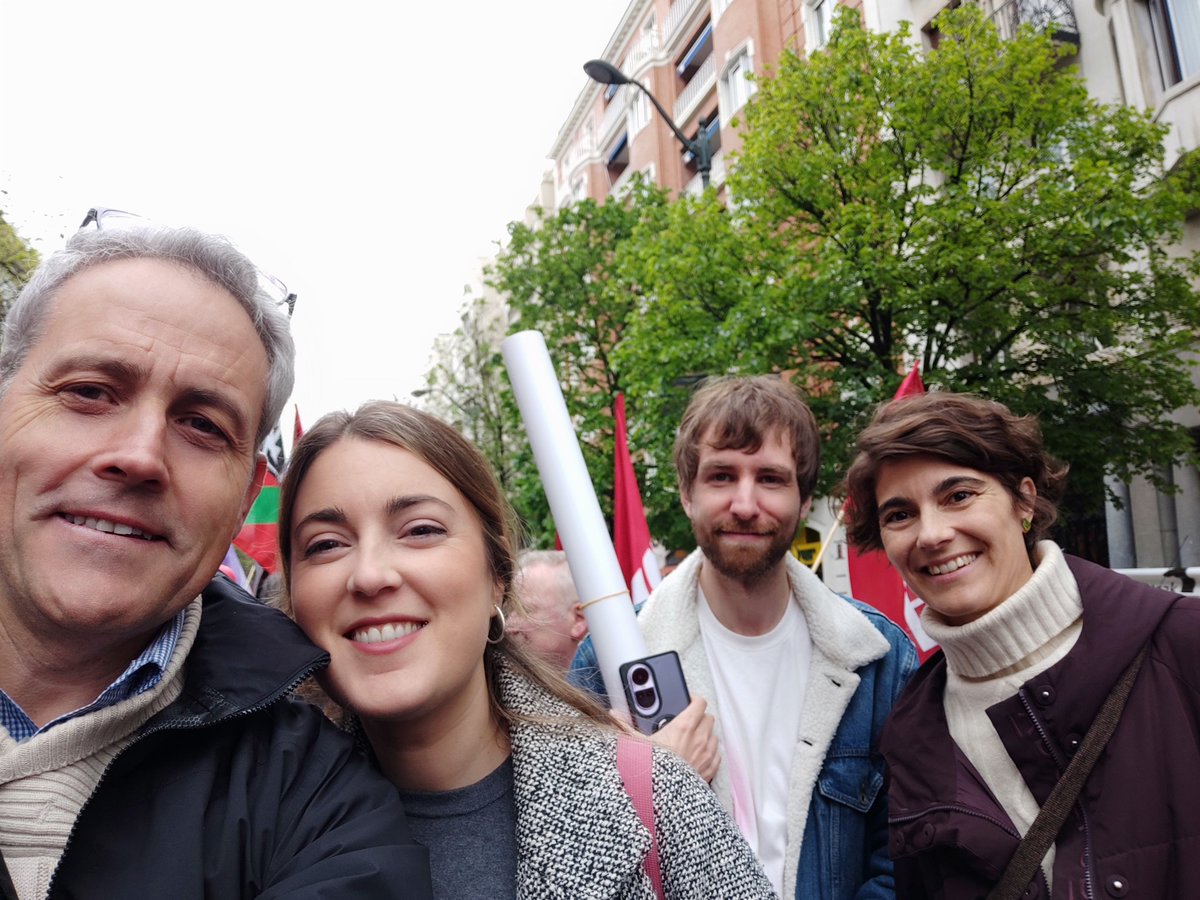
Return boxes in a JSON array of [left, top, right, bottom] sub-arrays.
[[619, 651, 691, 735]]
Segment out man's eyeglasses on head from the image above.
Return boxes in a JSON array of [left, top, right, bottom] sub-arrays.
[[79, 206, 297, 317]]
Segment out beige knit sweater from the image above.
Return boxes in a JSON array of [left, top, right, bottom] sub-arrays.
[[921, 542, 1082, 890], [0, 600, 201, 899]]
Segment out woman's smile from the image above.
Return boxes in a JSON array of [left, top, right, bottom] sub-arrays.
[[875, 456, 1035, 625]]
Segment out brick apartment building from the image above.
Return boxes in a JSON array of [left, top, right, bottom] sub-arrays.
[[534, 0, 1200, 572]]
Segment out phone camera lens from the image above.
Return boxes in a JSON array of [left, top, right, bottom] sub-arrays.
[[630, 666, 651, 686], [634, 687, 657, 709]]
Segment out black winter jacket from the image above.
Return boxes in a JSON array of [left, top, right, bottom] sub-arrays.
[[1, 576, 432, 900], [881, 555, 1200, 900]]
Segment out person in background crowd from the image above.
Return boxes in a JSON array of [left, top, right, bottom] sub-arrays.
[[574, 375, 916, 899], [0, 218, 430, 898], [843, 391, 1200, 898], [508, 550, 588, 671], [278, 400, 776, 900]]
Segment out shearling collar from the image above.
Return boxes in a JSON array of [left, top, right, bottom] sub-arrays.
[[640, 548, 890, 671], [637, 547, 890, 899]]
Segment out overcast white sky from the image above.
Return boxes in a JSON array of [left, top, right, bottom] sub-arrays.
[[1, 0, 628, 433]]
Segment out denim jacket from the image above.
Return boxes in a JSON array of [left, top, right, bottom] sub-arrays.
[[574, 549, 916, 900], [797, 598, 917, 900]]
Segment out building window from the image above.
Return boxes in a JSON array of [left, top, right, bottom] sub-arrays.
[[807, 0, 833, 50], [721, 47, 756, 115], [629, 90, 651, 136], [1147, 0, 1200, 87]]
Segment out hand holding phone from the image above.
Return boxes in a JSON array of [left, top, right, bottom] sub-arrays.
[[619, 651, 691, 735], [652, 698, 719, 783]]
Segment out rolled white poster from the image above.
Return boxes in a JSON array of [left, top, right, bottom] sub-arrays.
[[501, 330, 645, 713]]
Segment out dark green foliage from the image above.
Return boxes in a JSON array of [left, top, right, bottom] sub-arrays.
[[0, 210, 40, 321]]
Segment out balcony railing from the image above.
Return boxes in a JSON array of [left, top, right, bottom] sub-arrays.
[[564, 141, 594, 177], [599, 88, 630, 142], [624, 29, 661, 78], [674, 54, 715, 122], [664, 0, 702, 44], [985, 0, 1079, 44]]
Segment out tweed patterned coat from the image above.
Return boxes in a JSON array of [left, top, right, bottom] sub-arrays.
[[501, 666, 776, 900]]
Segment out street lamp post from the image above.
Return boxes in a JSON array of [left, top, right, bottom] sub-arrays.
[[583, 58, 712, 191]]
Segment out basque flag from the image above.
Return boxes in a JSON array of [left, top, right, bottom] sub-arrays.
[[234, 472, 282, 573], [233, 408, 303, 575]]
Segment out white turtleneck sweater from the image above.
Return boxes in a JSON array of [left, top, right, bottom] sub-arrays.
[[0, 600, 201, 900], [921, 541, 1082, 889]]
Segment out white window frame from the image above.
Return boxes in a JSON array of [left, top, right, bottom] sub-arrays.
[[807, 0, 834, 51], [628, 90, 651, 137], [720, 42, 756, 116], [1149, 0, 1200, 85]]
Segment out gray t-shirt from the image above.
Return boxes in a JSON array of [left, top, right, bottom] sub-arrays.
[[397, 756, 518, 899]]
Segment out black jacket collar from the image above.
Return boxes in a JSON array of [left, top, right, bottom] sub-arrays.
[[148, 576, 328, 727]]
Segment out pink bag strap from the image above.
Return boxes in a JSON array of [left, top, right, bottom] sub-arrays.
[[616, 734, 665, 899]]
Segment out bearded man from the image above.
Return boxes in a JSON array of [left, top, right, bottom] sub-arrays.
[[634, 376, 916, 900]]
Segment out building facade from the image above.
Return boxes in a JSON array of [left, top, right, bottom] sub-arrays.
[[547, 0, 871, 206]]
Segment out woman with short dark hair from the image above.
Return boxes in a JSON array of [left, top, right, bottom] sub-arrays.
[[842, 391, 1200, 899]]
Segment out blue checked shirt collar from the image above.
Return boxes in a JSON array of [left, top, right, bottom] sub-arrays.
[[0, 609, 186, 742]]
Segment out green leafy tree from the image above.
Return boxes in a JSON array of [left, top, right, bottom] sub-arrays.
[[485, 7, 1200, 556], [485, 179, 669, 546], [709, 5, 1200, 521], [0, 210, 40, 323], [614, 189, 794, 549]]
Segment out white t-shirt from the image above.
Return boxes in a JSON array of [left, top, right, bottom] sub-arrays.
[[698, 588, 811, 896]]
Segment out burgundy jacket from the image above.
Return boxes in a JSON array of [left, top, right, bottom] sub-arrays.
[[880, 555, 1200, 900]]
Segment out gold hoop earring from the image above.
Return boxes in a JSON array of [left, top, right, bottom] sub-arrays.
[[487, 604, 506, 645]]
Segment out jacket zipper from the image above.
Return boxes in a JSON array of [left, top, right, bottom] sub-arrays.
[[45, 660, 323, 897], [1017, 689, 1094, 900]]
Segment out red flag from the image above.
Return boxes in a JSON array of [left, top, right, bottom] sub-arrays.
[[895, 363, 926, 399], [613, 394, 661, 605], [846, 364, 939, 661]]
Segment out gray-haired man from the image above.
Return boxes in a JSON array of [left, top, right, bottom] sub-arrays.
[[0, 219, 431, 898]]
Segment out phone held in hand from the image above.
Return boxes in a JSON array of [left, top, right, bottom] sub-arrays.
[[619, 651, 691, 735]]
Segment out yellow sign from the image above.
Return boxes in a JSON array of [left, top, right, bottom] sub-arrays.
[[792, 538, 821, 566]]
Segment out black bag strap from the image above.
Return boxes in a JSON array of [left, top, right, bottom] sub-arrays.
[[986, 643, 1150, 900]]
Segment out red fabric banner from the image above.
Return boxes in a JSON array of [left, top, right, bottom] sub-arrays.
[[845, 365, 939, 662], [613, 394, 661, 605]]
